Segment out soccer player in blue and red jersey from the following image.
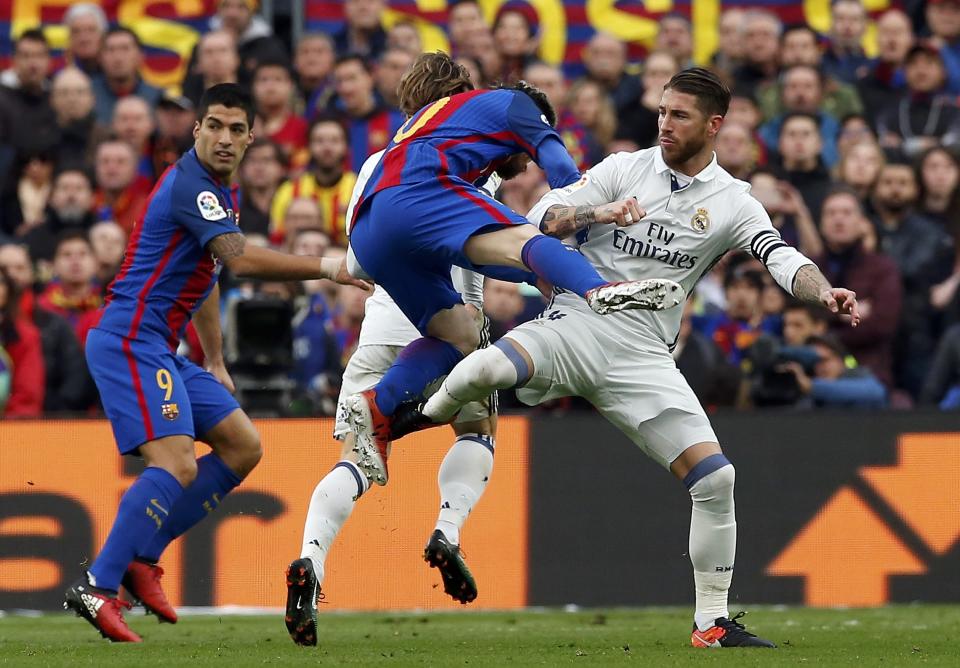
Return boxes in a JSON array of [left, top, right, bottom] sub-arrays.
[[64, 83, 368, 643], [344, 52, 684, 485]]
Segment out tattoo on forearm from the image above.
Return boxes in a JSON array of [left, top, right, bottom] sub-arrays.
[[792, 264, 832, 303], [208, 233, 246, 261], [540, 205, 597, 238]]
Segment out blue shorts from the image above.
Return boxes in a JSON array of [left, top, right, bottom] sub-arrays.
[[86, 328, 240, 454], [350, 179, 530, 333]]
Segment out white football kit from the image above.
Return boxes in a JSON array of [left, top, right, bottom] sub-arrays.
[[334, 150, 497, 438], [509, 148, 814, 467]]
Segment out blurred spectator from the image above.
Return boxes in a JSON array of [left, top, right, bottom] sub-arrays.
[[836, 113, 877, 158], [291, 228, 332, 298], [870, 162, 954, 394], [857, 9, 913, 127], [387, 22, 423, 56], [484, 278, 526, 341], [920, 323, 960, 407], [0, 267, 44, 416], [836, 139, 885, 201], [91, 27, 161, 124], [782, 300, 829, 346], [252, 58, 308, 168], [695, 265, 781, 367], [760, 65, 841, 167], [448, 0, 487, 58], [726, 86, 764, 134], [152, 93, 196, 176], [877, 42, 960, 158], [455, 56, 484, 89], [524, 62, 601, 170], [776, 113, 834, 222], [238, 139, 285, 237], [277, 198, 324, 248], [375, 47, 415, 111], [499, 163, 548, 217], [183, 30, 241, 107], [567, 78, 617, 150], [296, 33, 336, 120], [822, 0, 871, 84], [271, 116, 357, 246], [0, 30, 58, 158], [926, 0, 960, 94], [492, 5, 538, 84], [23, 168, 95, 264], [12, 147, 56, 235], [749, 168, 823, 256], [112, 96, 156, 180], [210, 0, 287, 80], [39, 231, 102, 344], [581, 33, 642, 118], [780, 334, 887, 408], [716, 121, 757, 180], [88, 220, 126, 286], [675, 299, 738, 406], [331, 283, 369, 365], [64, 3, 107, 77], [614, 51, 680, 151], [656, 14, 694, 69], [92, 139, 152, 235], [0, 243, 92, 413], [50, 67, 107, 169], [916, 145, 960, 233], [757, 25, 863, 125], [463, 25, 501, 85], [712, 9, 747, 77], [814, 188, 902, 387], [733, 10, 782, 98], [335, 0, 387, 60], [329, 54, 403, 171]]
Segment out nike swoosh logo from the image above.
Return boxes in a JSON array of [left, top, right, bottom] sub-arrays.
[[296, 596, 303, 610]]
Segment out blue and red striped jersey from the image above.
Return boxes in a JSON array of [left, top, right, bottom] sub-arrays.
[[94, 148, 240, 350], [342, 106, 405, 172], [354, 88, 579, 219]]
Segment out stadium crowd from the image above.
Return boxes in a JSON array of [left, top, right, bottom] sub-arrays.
[[1, 0, 960, 417]]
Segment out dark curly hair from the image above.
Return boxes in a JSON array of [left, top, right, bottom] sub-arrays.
[[507, 79, 557, 127]]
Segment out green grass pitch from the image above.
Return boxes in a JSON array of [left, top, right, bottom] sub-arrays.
[[2, 605, 958, 666]]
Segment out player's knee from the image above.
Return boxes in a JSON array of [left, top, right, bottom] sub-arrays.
[[687, 458, 735, 505], [472, 345, 519, 389], [451, 323, 480, 356], [169, 457, 198, 487], [234, 429, 263, 477]]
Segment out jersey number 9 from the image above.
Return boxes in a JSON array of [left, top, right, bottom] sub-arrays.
[[156, 369, 174, 401]]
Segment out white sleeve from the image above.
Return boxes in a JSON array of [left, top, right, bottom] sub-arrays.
[[345, 150, 385, 236], [732, 194, 814, 296], [526, 152, 630, 225], [450, 172, 502, 308]]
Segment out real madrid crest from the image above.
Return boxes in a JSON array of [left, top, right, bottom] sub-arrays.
[[691, 207, 710, 233]]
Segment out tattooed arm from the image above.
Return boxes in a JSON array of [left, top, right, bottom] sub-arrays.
[[539, 198, 645, 238], [208, 233, 370, 288], [792, 264, 861, 326]]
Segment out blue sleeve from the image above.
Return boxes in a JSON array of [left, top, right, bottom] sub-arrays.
[[172, 172, 240, 248], [506, 92, 579, 187], [811, 377, 887, 408], [536, 136, 581, 189]]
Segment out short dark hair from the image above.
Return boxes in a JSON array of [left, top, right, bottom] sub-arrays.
[[780, 111, 821, 134], [198, 83, 255, 128], [784, 299, 829, 325], [781, 23, 818, 44], [822, 184, 864, 213], [807, 333, 848, 359], [103, 25, 142, 50], [334, 53, 372, 74], [53, 167, 94, 190], [308, 114, 348, 141], [724, 265, 764, 291], [16, 28, 48, 49], [664, 67, 730, 118], [509, 80, 557, 126], [244, 138, 288, 167], [54, 229, 94, 256], [253, 56, 294, 80]]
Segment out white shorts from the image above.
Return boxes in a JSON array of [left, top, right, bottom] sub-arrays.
[[506, 305, 718, 469], [334, 344, 496, 439]]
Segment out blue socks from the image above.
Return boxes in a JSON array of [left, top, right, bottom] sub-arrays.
[[139, 454, 242, 562], [373, 336, 464, 416], [520, 235, 607, 297], [88, 467, 183, 592]]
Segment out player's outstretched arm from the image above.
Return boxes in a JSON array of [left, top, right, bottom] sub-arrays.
[[539, 199, 645, 238], [792, 264, 861, 327], [208, 233, 371, 288]]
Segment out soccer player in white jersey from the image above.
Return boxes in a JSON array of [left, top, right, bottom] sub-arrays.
[[393, 68, 861, 649], [284, 63, 505, 647]]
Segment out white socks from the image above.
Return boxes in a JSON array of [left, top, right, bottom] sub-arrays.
[[424, 345, 518, 422], [300, 460, 369, 582], [688, 463, 737, 632], [434, 434, 495, 545]]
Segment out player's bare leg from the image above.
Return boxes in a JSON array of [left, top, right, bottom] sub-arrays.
[[425, 416, 495, 604], [125, 410, 261, 625], [671, 444, 775, 649], [65, 434, 197, 643], [463, 225, 685, 314]]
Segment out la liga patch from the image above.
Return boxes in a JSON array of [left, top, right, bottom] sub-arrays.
[[197, 191, 227, 221]]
